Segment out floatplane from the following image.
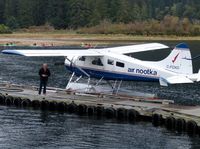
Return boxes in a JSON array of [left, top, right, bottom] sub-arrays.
[[2, 43, 200, 94]]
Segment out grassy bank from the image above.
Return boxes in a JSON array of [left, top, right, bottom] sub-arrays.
[[3, 30, 200, 40], [1, 31, 200, 46]]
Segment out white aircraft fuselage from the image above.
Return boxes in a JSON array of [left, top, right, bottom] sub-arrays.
[[65, 54, 169, 82], [64, 54, 198, 86]]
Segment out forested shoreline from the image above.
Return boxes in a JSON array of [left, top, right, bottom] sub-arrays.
[[1, 0, 200, 35]]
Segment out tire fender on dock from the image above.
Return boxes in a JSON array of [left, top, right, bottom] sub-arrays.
[[0, 94, 6, 105], [187, 120, 198, 135], [13, 97, 22, 107], [77, 104, 87, 115], [5, 96, 13, 106], [48, 101, 58, 111], [68, 102, 77, 113], [105, 107, 116, 118], [165, 117, 176, 130], [96, 106, 104, 117], [127, 109, 139, 122], [87, 106, 95, 116], [22, 98, 31, 107], [117, 108, 127, 120], [40, 100, 49, 110], [31, 100, 41, 109], [152, 114, 163, 126], [175, 119, 186, 133], [57, 102, 67, 112]]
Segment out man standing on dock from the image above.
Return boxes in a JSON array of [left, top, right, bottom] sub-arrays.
[[39, 64, 51, 95]]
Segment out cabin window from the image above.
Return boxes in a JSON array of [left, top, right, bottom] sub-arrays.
[[79, 56, 86, 61], [116, 61, 125, 68], [92, 58, 103, 66], [107, 59, 114, 65]]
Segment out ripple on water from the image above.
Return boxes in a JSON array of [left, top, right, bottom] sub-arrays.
[[0, 106, 197, 149]]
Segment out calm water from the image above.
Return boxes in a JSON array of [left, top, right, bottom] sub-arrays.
[[0, 41, 200, 148], [0, 106, 199, 149]]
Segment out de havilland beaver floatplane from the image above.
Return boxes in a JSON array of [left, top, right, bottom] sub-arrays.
[[2, 43, 200, 94]]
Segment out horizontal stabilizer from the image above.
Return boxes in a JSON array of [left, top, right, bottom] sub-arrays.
[[166, 76, 193, 84], [197, 70, 200, 82]]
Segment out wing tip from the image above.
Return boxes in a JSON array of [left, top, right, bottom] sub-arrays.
[[154, 42, 169, 48], [2, 50, 25, 56]]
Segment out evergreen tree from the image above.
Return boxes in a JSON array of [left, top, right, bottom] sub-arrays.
[[46, 0, 69, 29], [4, 0, 18, 25], [0, 0, 5, 24], [116, 0, 131, 23], [17, 0, 34, 28], [32, 0, 47, 26], [68, 0, 91, 28], [0, 0, 199, 30]]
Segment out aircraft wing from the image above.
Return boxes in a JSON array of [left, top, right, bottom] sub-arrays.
[[2, 43, 168, 57], [1, 49, 103, 57], [97, 43, 169, 54]]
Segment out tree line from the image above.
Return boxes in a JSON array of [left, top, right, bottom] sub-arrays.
[[1, 0, 200, 35]]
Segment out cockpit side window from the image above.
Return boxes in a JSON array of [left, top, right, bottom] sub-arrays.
[[79, 56, 86, 61], [92, 58, 103, 66], [107, 59, 114, 65]]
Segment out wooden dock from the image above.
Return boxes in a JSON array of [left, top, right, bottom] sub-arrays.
[[0, 82, 200, 136]]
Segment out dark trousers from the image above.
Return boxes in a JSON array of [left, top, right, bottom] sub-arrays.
[[39, 80, 47, 94]]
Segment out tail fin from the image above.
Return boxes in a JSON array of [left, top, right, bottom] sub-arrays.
[[159, 43, 193, 75]]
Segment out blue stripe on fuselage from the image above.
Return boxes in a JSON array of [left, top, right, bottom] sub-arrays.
[[65, 65, 159, 82]]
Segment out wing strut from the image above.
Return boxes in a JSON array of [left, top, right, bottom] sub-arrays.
[[65, 57, 90, 78]]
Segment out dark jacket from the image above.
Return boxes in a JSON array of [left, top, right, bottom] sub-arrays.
[[39, 68, 51, 81]]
